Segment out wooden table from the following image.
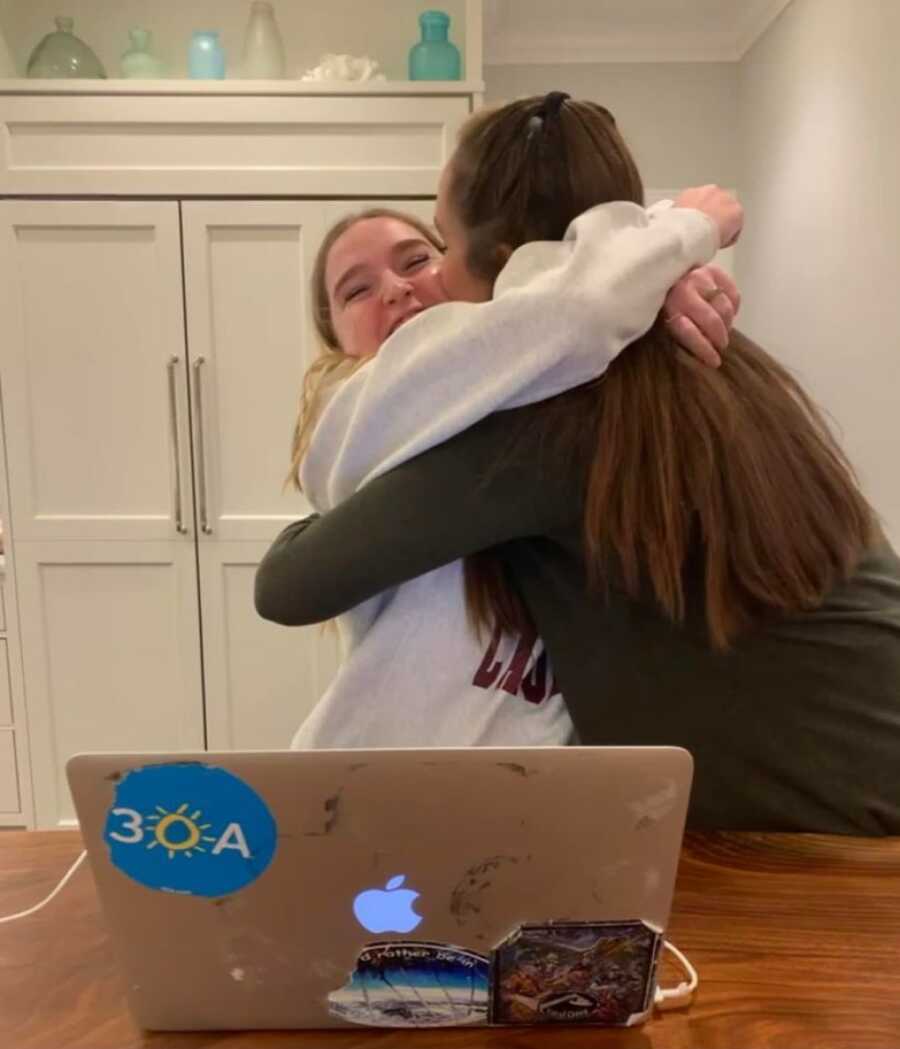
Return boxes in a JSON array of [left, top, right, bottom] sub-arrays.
[[1, 830, 898, 1048]]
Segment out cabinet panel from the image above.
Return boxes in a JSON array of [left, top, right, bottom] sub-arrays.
[[15, 542, 205, 826], [0, 731, 20, 813], [0, 641, 10, 725], [180, 201, 320, 540], [0, 201, 192, 543], [194, 199, 437, 750], [0, 96, 469, 196], [201, 545, 341, 751]]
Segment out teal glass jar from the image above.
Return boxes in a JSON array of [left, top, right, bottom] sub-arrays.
[[188, 31, 225, 80], [409, 10, 461, 81]]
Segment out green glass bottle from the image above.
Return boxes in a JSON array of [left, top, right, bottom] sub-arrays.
[[121, 28, 166, 79], [409, 10, 461, 81], [26, 16, 107, 79]]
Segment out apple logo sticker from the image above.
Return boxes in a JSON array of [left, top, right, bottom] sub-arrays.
[[353, 875, 423, 934]]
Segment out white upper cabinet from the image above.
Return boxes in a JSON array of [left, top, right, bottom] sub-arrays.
[[0, 200, 193, 544]]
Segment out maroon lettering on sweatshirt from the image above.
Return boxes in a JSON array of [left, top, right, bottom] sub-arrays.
[[472, 624, 561, 705], [472, 625, 504, 688]]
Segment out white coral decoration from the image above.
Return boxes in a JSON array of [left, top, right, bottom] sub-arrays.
[[300, 53, 386, 82]]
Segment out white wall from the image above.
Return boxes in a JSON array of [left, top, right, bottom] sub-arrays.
[[737, 0, 900, 543], [485, 62, 739, 189], [487, 24, 900, 546], [483, 63, 739, 305]]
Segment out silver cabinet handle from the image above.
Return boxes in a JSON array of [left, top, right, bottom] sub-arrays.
[[193, 356, 213, 535], [167, 356, 188, 535]]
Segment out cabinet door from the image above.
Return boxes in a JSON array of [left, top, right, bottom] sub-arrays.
[[181, 201, 333, 749], [0, 201, 205, 827], [14, 541, 205, 826], [0, 201, 194, 543], [182, 199, 436, 749]]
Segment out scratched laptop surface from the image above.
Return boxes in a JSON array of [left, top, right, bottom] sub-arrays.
[[66, 746, 692, 1031]]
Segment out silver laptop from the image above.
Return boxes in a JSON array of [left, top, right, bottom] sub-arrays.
[[66, 746, 692, 1031]]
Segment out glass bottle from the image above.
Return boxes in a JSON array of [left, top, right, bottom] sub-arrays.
[[240, 1, 286, 79], [26, 16, 107, 79], [409, 10, 461, 81], [120, 28, 166, 79], [188, 30, 225, 80]]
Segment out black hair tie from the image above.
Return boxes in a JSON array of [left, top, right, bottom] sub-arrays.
[[526, 90, 571, 141], [540, 91, 571, 119]]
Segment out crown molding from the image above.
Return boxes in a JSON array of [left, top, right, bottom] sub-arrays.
[[486, 33, 741, 65], [733, 0, 794, 58], [484, 0, 795, 66]]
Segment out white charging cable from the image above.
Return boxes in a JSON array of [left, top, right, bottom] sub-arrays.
[[654, 939, 698, 1009], [0, 849, 88, 924]]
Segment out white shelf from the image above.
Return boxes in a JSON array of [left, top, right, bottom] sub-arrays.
[[0, 78, 484, 97]]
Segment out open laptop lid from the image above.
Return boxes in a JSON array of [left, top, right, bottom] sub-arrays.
[[67, 746, 692, 1030]]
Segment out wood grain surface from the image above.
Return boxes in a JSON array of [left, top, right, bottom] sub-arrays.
[[2, 830, 898, 1048]]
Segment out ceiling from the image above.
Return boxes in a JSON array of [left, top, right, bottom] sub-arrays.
[[484, 0, 795, 63]]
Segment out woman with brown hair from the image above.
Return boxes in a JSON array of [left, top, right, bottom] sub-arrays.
[[272, 192, 738, 749], [257, 94, 900, 833]]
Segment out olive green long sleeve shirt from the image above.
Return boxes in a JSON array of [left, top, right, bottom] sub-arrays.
[[256, 406, 900, 834]]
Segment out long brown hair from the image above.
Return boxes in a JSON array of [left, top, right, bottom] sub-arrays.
[[452, 96, 874, 649], [286, 207, 445, 490]]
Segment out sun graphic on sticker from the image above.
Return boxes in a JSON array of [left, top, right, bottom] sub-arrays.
[[145, 802, 218, 860]]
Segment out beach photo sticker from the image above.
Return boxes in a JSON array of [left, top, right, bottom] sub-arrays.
[[328, 941, 490, 1027]]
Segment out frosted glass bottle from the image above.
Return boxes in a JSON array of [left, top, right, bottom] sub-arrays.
[[26, 16, 107, 79], [409, 10, 461, 81], [240, 1, 286, 78], [188, 30, 225, 79], [120, 28, 166, 79]]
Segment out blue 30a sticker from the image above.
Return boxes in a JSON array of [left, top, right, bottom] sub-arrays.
[[103, 763, 277, 897]]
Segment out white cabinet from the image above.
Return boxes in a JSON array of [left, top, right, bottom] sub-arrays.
[[0, 622, 22, 817], [187, 198, 436, 751], [0, 193, 440, 826], [0, 47, 476, 826], [179, 199, 343, 753], [0, 200, 209, 825], [0, 201, 190, 543], [0, 465, 30, 825], [0, 95, 471, 196], [0, 732, 19, 814], [0, 643, 10, 724]]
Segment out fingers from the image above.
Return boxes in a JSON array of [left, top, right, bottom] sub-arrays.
[[690, 299, 731, 352], [702, 290, 735, 335], [720, 213, 743, 249], [665, 314, 722, 368], [672, 185, 743, 249], [664, 262, 741, 365], [689, 269, 738, 348], [706, 265, 741, 315]]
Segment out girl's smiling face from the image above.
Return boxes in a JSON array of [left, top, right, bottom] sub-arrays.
[[325, 216, 449, 358]]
